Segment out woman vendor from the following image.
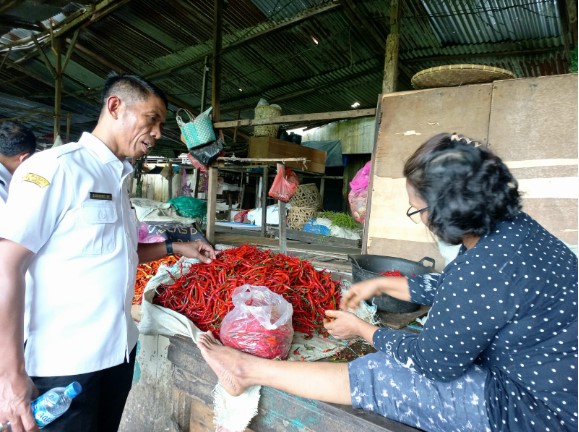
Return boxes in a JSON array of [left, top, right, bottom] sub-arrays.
[[198, 132, 578, 432]]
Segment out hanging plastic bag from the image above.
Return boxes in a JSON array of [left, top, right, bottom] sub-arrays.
[[348, 161, 372, 224], [167, 196, 207, 219], [183, 130, 225, 170], [219, 285, 294, 360], [268, 164, 299, 203]]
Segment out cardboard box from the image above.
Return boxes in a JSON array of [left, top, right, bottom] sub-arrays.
[[248, 137, 326, 173]]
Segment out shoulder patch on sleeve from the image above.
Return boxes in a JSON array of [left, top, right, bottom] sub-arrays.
[[23, 173, 50, 188]]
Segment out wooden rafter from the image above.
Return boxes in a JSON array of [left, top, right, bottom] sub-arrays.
[[144, 3, 340, 80]]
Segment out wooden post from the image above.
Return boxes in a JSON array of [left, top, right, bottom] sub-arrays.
[[66, 112, 71, 143], [206, 166, 219, 244], [278, 199, 287, 253], [53, 38, 63, 141], [167, 162, 173, 199], [319, 177, 325, 208], [200, 56, 209, 113], [260, 165, 268, 236], [382, 0, 401, 93], [211, 0, 223, 121]]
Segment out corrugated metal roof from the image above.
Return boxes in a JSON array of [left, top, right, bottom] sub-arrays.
[[0, 0, 575, 152]]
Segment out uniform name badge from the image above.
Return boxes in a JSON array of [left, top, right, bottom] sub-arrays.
[[90, 192, 113, 200]]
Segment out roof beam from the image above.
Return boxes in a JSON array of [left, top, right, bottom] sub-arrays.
[[403, 46, 567, 63], [144, 3, 340, 80], [213, 109, 376, 129], [0, 0, 132, 52], [219, 57, 383, 114], [340, 0, 385, 52]]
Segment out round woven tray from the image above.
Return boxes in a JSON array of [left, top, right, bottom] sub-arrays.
[[411, 64, 515, 89]]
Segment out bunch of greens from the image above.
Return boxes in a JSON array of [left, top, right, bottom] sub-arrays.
[[317, 211, 362, 231]]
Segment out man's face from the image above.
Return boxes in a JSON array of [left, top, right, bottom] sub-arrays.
[[117, 94, 167, 160]]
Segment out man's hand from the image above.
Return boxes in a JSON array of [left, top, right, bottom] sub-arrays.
[[174, 240, 216, 264], [0, 372, 39, 432]]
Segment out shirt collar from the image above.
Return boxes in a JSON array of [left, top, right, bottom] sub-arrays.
[[79, 132, 134, 177]]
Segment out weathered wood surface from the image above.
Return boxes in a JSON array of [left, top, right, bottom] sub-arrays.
[[366, 74, 578, 262], [213, 108, 376, 128], [168, 335, 421, 432]]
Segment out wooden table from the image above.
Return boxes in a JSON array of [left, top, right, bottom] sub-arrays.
[[168, 335, 421, 432], [204, 157, 326, 253]]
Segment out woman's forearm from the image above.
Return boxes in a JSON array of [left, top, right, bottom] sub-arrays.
[[376, 276, 412, 302]]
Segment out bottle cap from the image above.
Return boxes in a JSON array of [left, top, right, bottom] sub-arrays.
[[64, 382, 82, 399]]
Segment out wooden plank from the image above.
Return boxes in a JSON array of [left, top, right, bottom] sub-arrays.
[[248, 137, 326, 174], [213, 109, 376, 128], [366, 84, 493, 260], [488, 75, 578, 244], [266, 226, 362, 249]]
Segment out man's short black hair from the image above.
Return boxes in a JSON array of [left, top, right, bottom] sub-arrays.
[[0, 120, 37, 157], [101, 72, 168, 108]]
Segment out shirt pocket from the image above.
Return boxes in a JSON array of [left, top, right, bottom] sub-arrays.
[[80, 201, 118, 255]]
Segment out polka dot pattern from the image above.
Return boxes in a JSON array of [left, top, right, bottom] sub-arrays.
[[371, 213, 578, 431]]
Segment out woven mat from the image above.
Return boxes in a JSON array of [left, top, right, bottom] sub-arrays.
[[411, 64, 515, 89]]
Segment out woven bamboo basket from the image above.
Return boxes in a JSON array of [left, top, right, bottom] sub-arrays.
[[254, 104, 282, 137], [289, 184, 322, 210], [287, 206, 317, 230], [411, 64, 515, 89]]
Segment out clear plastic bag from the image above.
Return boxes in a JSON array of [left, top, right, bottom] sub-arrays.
[[219, 285, 294, 359], [268, 164, 299, 203]]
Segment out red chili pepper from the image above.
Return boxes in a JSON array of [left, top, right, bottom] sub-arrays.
[[151, 245, 342, 336]]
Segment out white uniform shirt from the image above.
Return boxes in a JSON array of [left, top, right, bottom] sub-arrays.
[[0, 132, 140, 376], [0, 162, 11, 207]]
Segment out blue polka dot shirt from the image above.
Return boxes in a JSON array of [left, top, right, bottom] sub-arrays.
[[373, 213, 578, 431]]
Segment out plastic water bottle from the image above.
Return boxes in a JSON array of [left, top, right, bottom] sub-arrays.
[[31, 381, 82, 428]]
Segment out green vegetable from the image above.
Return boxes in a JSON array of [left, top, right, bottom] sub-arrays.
[[317, 211, 362, 230]]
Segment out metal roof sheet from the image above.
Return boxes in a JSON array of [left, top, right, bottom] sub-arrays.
[[0, 0, 575, 151]]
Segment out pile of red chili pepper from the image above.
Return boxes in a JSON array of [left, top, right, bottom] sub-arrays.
[[133, 255, 180, 305], [153, 244, 341, 336], [379, 270, 404, 277], [220, 313, 294, 359]]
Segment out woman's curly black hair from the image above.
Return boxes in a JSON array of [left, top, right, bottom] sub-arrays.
[[403, 132, 522, 245]]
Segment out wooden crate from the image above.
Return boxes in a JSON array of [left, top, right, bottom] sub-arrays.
[[248, 137, 326, 174]]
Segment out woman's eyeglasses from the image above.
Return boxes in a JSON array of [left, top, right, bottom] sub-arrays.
[[406, 206, 428, 224]]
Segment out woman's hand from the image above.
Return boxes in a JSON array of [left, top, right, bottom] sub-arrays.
[[340, 278, 384, 311], [323, 310, 378, 342], [340, 276, 411, 311]]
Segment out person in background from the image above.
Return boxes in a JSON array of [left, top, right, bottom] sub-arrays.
[[0, 73, 216, 432], [196, 132, 577, 432], [0, 120, 36, 207]]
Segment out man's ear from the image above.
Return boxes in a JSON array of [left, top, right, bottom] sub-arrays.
[[106, 96, 122, 119], [18, 152, 30, 164]]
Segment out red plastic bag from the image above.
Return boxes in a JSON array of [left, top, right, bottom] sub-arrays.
[[268, 164, 299, 203], [219, 285, 294, 359]]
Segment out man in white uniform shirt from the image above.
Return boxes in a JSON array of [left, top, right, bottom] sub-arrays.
[[0, 121, 36, 208], [0, 73, 216, 432]]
